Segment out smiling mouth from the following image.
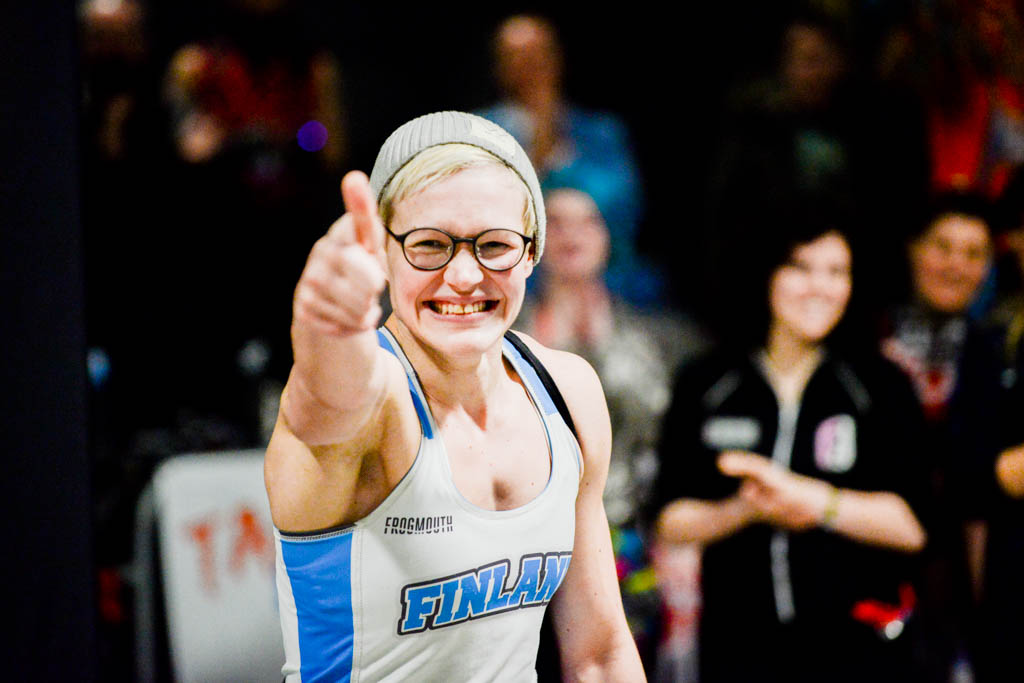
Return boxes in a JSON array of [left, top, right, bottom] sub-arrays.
[[426, 301, 497, 315]]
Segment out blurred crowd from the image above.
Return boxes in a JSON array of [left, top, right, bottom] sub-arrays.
[[78, 1, 1024, 681]]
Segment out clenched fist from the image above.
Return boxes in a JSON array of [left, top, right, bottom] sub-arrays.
[[293, 171, 388, 336]]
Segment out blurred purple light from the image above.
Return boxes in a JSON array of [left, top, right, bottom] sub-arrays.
[[297, 120, 328, 152]]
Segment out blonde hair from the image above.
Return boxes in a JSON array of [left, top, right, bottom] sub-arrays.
[[378, 143, 537, 239]]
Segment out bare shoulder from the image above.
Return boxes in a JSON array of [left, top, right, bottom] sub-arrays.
[[509, 331, 611, 468], [509, 331, 603, 408]]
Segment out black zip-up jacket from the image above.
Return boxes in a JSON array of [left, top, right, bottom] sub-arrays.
[[652, 349, 928, 681]]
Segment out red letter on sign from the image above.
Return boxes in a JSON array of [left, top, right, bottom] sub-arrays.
[[187, 519, 218, 594], [230, 506, 270, 574]]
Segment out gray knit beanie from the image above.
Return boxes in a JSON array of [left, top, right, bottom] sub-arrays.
[[368, 111, 546, 262]]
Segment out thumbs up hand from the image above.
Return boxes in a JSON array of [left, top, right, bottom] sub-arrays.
[[293, 171, 387, 336]]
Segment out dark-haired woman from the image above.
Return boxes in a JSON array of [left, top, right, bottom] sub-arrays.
[[652, 225, 927, 682]]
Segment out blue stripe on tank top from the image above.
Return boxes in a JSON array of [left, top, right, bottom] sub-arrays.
[[501, 337, 559, 417], [280, 532, 355, 683], [376, 330, 434, 439]]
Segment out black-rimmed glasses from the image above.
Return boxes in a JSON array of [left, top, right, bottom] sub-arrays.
[[385, 227, 533, 271]]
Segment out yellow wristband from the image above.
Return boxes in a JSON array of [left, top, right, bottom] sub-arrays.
[[822, 486, 841, 528]]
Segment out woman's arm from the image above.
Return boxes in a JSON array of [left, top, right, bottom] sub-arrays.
[[717, 451, 926, 552], [265, 172, 416, 532], [656, 494, 756, 545]]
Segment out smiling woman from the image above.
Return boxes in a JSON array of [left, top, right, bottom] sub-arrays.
[[383, 162, 534, 360], [652, 199, 928, 683], [263, 111, 645, 682], [768, 231, 852, 364]]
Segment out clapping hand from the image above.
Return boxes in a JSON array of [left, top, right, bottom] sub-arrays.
[[718, 451, 831, 531]]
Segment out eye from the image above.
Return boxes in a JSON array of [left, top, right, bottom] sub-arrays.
[[785, 258, 812, 273], [965, 247, 989, 262], [476, 231, 521, 257], [409, 239, 447, 251], [477, 240, 515, 257], [406, 231, 451, 253]]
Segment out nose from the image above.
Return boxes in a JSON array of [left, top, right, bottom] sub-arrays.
[[443, 245, 485, 290], [809, 268, 831, 290], [948, 247, 984, 273], [807, 267, 845, 296]]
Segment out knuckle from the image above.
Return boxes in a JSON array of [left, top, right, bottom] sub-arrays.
[[301, 266, 329, 293], [296, 286, 322, 309]]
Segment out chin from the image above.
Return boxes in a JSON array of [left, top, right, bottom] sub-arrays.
[[426, 326, 507, 360], [929, 296, 971, 315], [416, 308, 513, 357], [921, 282, 975, 314], [798, 332, 831, 346], [792, 321, 838, 345]]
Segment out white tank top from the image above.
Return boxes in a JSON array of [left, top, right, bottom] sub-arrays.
[[275, 328, 582, 682]]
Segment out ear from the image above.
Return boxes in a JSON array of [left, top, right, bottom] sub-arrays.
[[522, 254, 535, 278]]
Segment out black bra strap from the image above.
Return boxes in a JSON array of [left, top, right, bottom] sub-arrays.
[[504, 330, 578, 439]]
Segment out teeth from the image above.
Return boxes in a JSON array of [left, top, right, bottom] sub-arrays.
[[434, 301, 488, 315]]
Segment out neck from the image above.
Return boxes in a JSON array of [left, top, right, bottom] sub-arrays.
[[909, 295, 963, 323], [384, 316, 508, 422], [765, 325, 821, 371], [762, 324, 824, 405], [517, 82, 561, 112], [545, 276, 607, 304]]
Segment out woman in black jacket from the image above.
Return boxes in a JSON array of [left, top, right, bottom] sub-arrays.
[[653, 202, 927, 683]]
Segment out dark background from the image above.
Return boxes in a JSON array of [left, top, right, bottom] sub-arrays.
[[2, 1, 93, 679]]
